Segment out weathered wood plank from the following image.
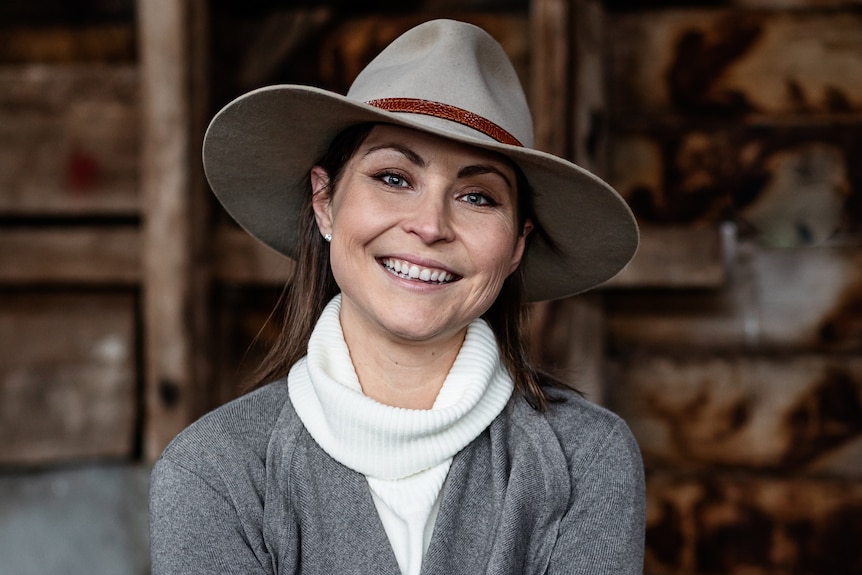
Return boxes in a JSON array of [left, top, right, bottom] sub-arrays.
[[606, 225, 729, 288], [213, 226, 294, 284], [609, 354, 862, 476], [0, 224, 716, 295], [608, 10, 862, 118], [608, 125, 862, 241], [232, 9, 333, 92], [220, 13, 529, 97], [0, 25, 135, 63], [0, 225, 297, 286], [0, 1, 134, 27], [212, 285, 282, 407], [0, 292, 136, 465], [530, 0, 570, 157], [527, 0, 612, 403], [572, 0, 607, 173], [729, 0, 862, 6], [606, 0, 859, 8], [644, 472, 862, 574], [606, 244, 862, 352], [139, 0, 212, 462], [0, 227, 139, 284], [529, 294, 606, 402], [0, 65, 139, 215]]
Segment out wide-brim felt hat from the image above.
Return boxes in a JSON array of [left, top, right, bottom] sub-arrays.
[[203, 19, 638, 302]]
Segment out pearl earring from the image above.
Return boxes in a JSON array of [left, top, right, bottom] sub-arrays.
[[324, 233, 332, 243]]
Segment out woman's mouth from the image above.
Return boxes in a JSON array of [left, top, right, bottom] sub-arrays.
[[379, 258, 458, 284]]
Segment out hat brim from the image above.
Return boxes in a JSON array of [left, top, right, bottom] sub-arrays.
[[203, 85, 638, 302]]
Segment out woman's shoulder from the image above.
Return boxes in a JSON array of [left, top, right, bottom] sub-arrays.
[[155, 379, 295, 472], [509, 382, 643, 475], [544, 384, 625, 436]]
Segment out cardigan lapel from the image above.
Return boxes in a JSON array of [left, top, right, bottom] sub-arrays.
[[420, 400, 571, 575], [421, 428, 499, 574], [264, 391, 570, 575], [293, 433, 402, 575], [264, 404, 402, 575]]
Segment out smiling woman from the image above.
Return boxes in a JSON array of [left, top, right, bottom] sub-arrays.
[[149, 19, 644, 575], [311, 126, 529, 408]]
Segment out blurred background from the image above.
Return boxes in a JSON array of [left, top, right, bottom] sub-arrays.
[[1, 0, 860, 573]]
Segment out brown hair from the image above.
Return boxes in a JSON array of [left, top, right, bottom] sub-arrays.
[[248, 123, 554, 409]]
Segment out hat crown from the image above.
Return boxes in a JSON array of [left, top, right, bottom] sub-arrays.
[[347, 20, 534, 149]]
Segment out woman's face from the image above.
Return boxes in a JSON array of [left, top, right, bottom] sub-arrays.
[[311, 124, 531, 347]]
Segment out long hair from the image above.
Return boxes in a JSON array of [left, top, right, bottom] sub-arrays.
[[248, 123, 554, 409]]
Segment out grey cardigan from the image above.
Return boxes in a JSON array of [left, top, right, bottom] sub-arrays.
[[149, 380, 645, 574]]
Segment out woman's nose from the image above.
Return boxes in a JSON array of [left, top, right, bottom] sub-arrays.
[[402, 189, 455, 243]]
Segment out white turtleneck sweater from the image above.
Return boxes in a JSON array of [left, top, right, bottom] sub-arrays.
[[288, 295, 514, 575]]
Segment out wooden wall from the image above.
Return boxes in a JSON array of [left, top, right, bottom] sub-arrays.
[[0, 2, 140, 465], [601, 2, 862, 573], [1, 1, 860, 573]]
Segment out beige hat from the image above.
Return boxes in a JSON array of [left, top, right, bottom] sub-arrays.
[[203, 19, 638, 301]]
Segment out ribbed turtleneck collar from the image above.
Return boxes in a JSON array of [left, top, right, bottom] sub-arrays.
[[288, 295, 514, 480]]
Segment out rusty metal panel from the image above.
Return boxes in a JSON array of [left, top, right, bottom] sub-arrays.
[[608, 10, 862, 118], [0, 64, 139, 215], [644, 472, 862, 574], [609, 354, 862, 475], [0, 292, 137, 465]]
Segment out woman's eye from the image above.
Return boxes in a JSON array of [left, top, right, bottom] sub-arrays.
[[380, 173, 408, 188], [461, 192, 497, 207]]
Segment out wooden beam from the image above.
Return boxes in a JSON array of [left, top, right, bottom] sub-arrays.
[[606, 225, 729, 289], [529, 294, 606, 401], [530, 0, 570, 157], [0, 227, 139, 284], [0, 225, 290, 287], [0, 224, 727, 291], [571, 0, 607, 174], [528, 0, 613, 402], [138, 0, 211, 462]]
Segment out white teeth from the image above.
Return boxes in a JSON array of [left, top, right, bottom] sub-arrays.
[[381, 258, 454, 284]]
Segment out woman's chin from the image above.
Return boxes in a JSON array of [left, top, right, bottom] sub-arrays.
[[376, 317, 466, 347]]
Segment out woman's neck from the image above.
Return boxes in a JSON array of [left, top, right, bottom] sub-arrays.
[[340, 318, 466, 410]]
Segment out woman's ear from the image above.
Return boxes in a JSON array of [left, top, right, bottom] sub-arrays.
[[508, 219, 534, 275], [310, 166, 333, 237]]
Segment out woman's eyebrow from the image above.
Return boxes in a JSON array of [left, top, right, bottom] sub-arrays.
[[362, 144, 513, 190], [458, 164, 513, 190], [363, 143, 426, 167]]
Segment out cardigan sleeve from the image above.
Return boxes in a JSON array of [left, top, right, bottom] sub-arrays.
[[149, 456, 273, 574], [545, 417, 646, 574]]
